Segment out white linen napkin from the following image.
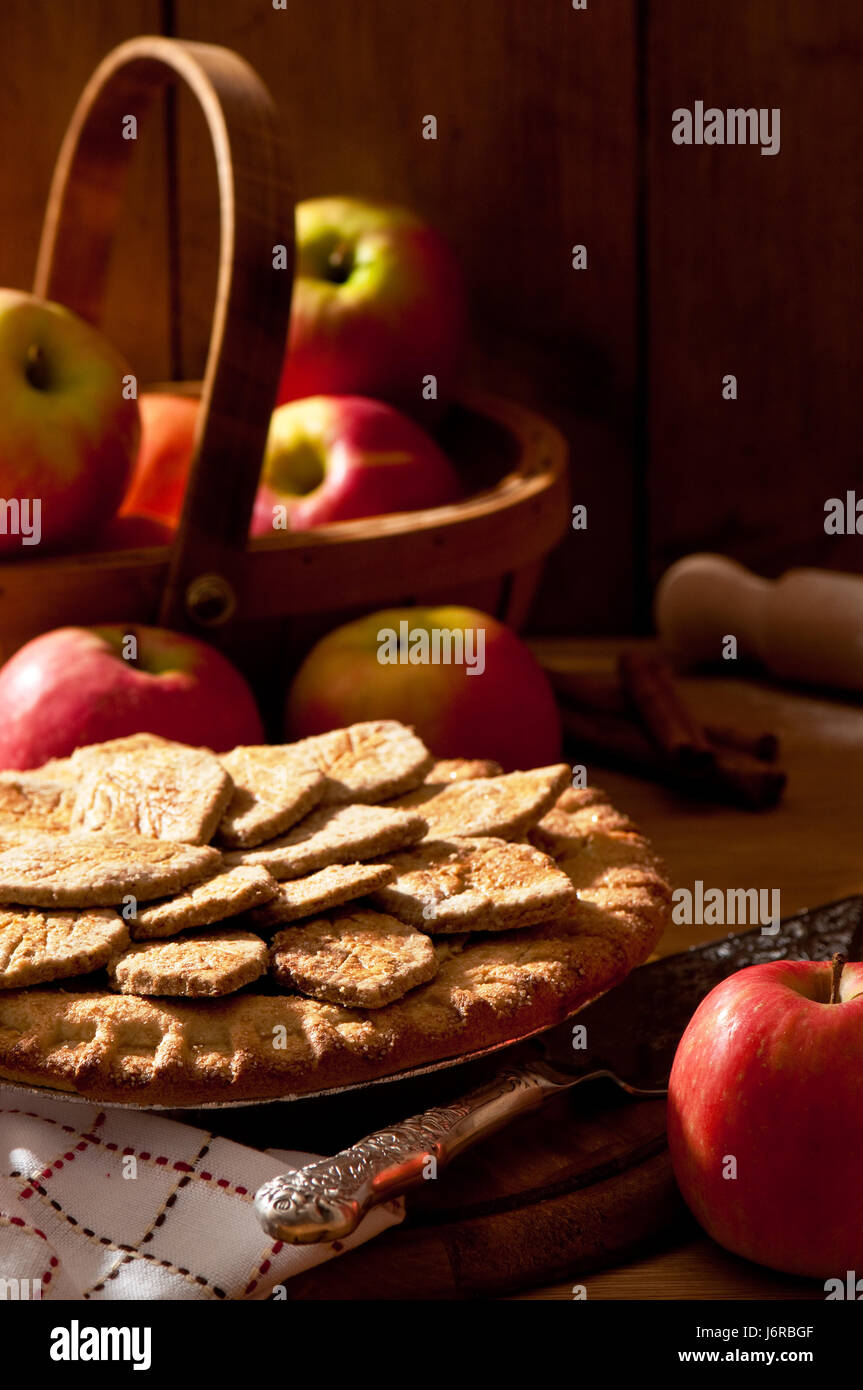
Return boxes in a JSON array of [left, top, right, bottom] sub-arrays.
[[0, 1087, 404, 1300]]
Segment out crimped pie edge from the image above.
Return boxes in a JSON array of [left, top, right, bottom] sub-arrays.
[[0, 786, 671, 1104]]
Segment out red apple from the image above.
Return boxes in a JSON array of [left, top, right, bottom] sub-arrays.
[[668, 956, 863, 1278], [277, 198, 467, 418], [250, 395, 461, 533], [286, 605, 561, 770], [120, 391, 199, 527], [0, 625, 263, 769], [0, 289, 139, 553]]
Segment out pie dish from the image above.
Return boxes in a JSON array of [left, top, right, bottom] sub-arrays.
[[0, 722, 671, 1105]]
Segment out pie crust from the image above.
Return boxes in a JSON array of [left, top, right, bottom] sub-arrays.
[[0, 735, 670, 1105]]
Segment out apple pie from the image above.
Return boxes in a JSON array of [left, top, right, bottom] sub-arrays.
[[0, 723, 670, 1104]]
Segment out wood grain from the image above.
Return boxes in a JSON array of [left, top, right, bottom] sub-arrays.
[[0, 547, 167, 669], [523, 639, 863, 1297], [0, 0, 172, 380], [169, 0, 639, 632], [533, 637, 863, 941], [4, 4, 861, 630], [647, 0, 863, 581], [511, 1239, 825, 1301], [0, 391, 566, 665], [274, 642, 852, 1301], [31, 35, 295, 640], [272, 1087, 688, 1301]]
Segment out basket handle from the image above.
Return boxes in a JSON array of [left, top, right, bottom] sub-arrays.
[[34, 35, 294, 632]]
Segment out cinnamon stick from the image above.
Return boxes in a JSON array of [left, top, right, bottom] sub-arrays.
[[707, 752, 786, 811], [618, 651, 714, 770], [705, 723, 780, 764], [560, 703, 665, 778], [559, 703, 785, 810], [545, 664, 782, 763], [545, 668, 626, 714]]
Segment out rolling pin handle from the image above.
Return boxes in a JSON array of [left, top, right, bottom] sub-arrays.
[[654, 553, 770, 666]]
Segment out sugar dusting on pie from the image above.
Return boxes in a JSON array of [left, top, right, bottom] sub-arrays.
[[222, 802, 427, 878], [247, 862, 395, 929], [372, 836, 578, 933], [0, 723, 670, 1104], [131, 863, 278, 940], [270, 908, 437, 1008], [70, 741, 232, 845], [109, 928, 268, 997], [391, 765, 571, 840], [216, 745, 327, 848]]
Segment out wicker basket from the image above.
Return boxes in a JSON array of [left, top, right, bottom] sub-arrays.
[[2, 36, 569, 684]]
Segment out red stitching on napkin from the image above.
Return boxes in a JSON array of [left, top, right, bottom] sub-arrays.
[[1, 1210, 47, 1240], [0, 1107, 78, 1134], [3, 1107, 253, 1200], [243, 1242, 284, 1298], [85, 1136, 229, 1299], [0, 1211, 62, 1292], [12, 1173, 226, 1299]]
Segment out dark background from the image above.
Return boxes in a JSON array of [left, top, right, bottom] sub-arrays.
[[1, 0, 859, 632]]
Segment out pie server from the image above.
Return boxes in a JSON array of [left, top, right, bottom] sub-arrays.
[[254, 894, 863, 1243]]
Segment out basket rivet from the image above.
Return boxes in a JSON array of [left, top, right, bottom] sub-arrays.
[[184, 573, 237, 627]]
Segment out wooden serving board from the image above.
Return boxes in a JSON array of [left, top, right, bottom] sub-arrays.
[[208, 1067, 692, 1301], [216, 657, 863, 1302]]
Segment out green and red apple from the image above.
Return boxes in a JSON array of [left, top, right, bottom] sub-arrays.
[[251, 395, 461, 533], [286, 605, 561, 770], [0, 625, 262, 768], [278, 197, 467, 418], [668, 956, 863, 1278], [0, 289, 139, 553], [120, 391, 199, 528]]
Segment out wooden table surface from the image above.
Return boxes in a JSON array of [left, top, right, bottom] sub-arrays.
[[515, 638, 863, 1301]]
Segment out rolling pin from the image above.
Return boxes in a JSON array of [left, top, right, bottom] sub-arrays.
[[654, 553, 863, 693]]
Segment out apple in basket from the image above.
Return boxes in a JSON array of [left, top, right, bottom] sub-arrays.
[[120, 391, 199, 528], [0, 625, 263, 769], [286, 605, 562, 770], [250, 395, 461, 533], [0, 288, 139, 553], [668, 955, 863, 1278], [277, 197, 467, 418]]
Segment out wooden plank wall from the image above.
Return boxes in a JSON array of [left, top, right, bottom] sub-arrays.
[[0, 0, 173, 381], [167, 0, 640, 632], [0, 0, 639, 634], [0, 2, 859, 633], [647, 0, 863, 584]]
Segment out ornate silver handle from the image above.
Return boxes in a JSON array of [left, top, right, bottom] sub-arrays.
[[254, 1060, 574, 1244]]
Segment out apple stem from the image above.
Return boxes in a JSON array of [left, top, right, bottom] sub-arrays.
[[829, 952, 846, 1004], [326, 243, 353, 284], [25, 344, 50, 392]]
